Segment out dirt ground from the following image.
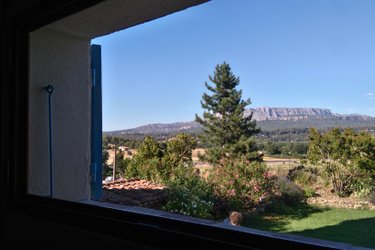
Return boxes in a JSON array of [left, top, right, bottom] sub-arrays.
[[306, 186, 375, 209]]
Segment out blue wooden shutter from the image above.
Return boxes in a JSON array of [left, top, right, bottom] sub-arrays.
[[90, 44, 102, 201]]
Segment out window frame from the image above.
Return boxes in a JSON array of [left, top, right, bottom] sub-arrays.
[[3, 1, 357, 249]]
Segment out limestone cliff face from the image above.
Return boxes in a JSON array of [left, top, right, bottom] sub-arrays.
[[245, 107, 375, 121]]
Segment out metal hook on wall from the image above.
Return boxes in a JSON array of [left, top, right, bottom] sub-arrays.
[[44, 85, 54, 197]]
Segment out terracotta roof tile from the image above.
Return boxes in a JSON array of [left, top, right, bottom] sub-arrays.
[[102, 179, 168, 208]]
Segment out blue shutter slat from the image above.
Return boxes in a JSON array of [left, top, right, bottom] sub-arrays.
[[90, 44, 102, 201]]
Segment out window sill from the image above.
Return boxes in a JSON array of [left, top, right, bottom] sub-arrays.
[[80, 200, 361, 250]]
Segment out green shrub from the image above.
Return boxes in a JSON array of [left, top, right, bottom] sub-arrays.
[[124, 133, 198, 184], [308, 128, 375, 197], [303, 187, 317, 198], [351, 178, 374, 198], [287, 165, 318, 197], [274, 176, 305, 206], [366, 191, 375, 204], [116, 158, 131, 179], [162, 187, 214, 219], [125, 158, 163, 183], [162, 165, 215, 219], [287, 165, 318, 185]]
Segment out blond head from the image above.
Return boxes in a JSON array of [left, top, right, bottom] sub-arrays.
[[229, 211, 243, 226]]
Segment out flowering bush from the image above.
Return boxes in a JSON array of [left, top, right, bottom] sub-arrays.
[[208, 161, 274, 216], [162, 165, 215, 219], [163, 190, 214, 219]]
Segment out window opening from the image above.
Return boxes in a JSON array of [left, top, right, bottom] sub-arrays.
[[27, 1, 375, 249]]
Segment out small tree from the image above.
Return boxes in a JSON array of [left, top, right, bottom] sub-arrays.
[[125, 134, 198, 183], [163, 133, 197, 167], [102, 149, 111, 179], [117, 157, 131, 179], [195, 62, 260, 164], [125, 136, 163, 181], [135, 136, 163, 160]]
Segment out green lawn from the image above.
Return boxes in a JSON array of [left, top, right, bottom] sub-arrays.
[[242, 204, 375, 249]]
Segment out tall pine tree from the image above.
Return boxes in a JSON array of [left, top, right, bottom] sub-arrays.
[[195, 62, 260, 165]]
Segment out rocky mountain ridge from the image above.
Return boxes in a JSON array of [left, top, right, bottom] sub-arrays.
[[246, 107, 375, 121], [105, 107, 375, 135]]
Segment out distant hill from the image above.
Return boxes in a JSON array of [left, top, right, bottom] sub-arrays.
[[104, 107, 375, 136], [106, 121, 202, 136]]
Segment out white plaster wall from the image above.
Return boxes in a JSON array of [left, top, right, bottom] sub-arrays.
[[29, 28, 91, 201]]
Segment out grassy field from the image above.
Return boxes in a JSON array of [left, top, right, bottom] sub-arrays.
[[192, 149, 304, 179], [242, 205, 375, 248]]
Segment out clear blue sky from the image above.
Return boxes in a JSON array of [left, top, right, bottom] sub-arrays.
[[92, 0, 375, 132]]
